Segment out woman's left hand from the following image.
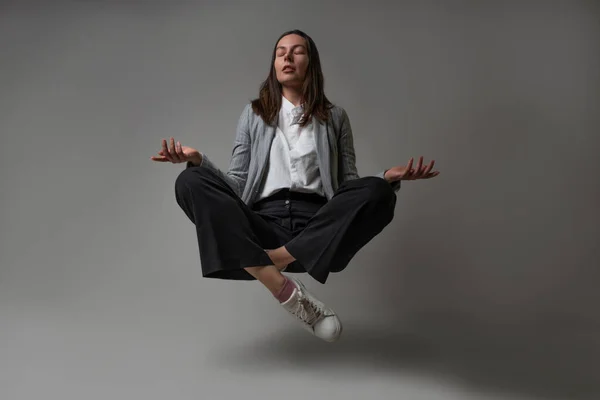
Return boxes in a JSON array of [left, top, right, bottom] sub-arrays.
[[384, 156, 440, 182]]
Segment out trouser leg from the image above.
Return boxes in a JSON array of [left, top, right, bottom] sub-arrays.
[[174, 166, 280, 280], [285, 176, 397, 284]]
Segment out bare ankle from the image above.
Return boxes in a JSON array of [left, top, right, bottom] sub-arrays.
[[265, 247, 296, 269], [244, 265, 286, 295], [266, 272, 287, 296]]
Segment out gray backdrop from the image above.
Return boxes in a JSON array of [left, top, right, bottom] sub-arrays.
[[1, 1, 598, 400]]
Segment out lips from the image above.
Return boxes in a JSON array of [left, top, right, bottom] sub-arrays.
[[283, 66, 295, 72]]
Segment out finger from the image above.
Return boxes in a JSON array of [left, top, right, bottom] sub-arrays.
[[161, 139, 173, 162], [162, 139, 173, 162], [416, 156, 423, 173], [404, 158, 414, 178], [176, 141, 186, 160], [423, 159, 435, 175], [150, 156, 169, 162], [424, 171, 440, 179], [169, 137, 181, 162], [414, 156, 426, 178]]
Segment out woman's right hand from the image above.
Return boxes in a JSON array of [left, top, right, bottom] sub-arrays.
[[150, 137, 202, 166]]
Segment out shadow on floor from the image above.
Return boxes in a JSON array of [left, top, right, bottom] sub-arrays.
[[211, 321, 599, 400]]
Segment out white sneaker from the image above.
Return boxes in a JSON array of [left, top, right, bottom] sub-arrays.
[[280, 276, 342, 342]]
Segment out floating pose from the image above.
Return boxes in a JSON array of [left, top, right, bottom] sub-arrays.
[[151, 29, 439, 342]]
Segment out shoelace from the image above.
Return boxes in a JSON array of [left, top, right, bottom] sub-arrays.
[[291, 291, 325, 327]]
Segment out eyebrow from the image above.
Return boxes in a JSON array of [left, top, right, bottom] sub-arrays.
[[276, 44, 306, 51]]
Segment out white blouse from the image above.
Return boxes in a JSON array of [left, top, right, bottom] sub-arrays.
[[257, 95, 324, 200]]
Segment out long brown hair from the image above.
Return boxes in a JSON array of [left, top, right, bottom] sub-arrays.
[[251, 29, 333, 127]]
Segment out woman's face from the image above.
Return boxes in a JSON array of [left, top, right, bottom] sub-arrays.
[[274, 34, 309, 88]]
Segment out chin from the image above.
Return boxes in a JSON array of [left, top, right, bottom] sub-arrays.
[[278, 77, 302, 87]]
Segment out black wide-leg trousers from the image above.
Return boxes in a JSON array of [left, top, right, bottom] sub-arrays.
[[174, 166, 397, 284]]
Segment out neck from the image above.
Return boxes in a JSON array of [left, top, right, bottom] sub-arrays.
[[282, 86, 303, 107]]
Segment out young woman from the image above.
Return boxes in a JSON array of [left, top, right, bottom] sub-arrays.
[[151, 30, 439, 342]]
